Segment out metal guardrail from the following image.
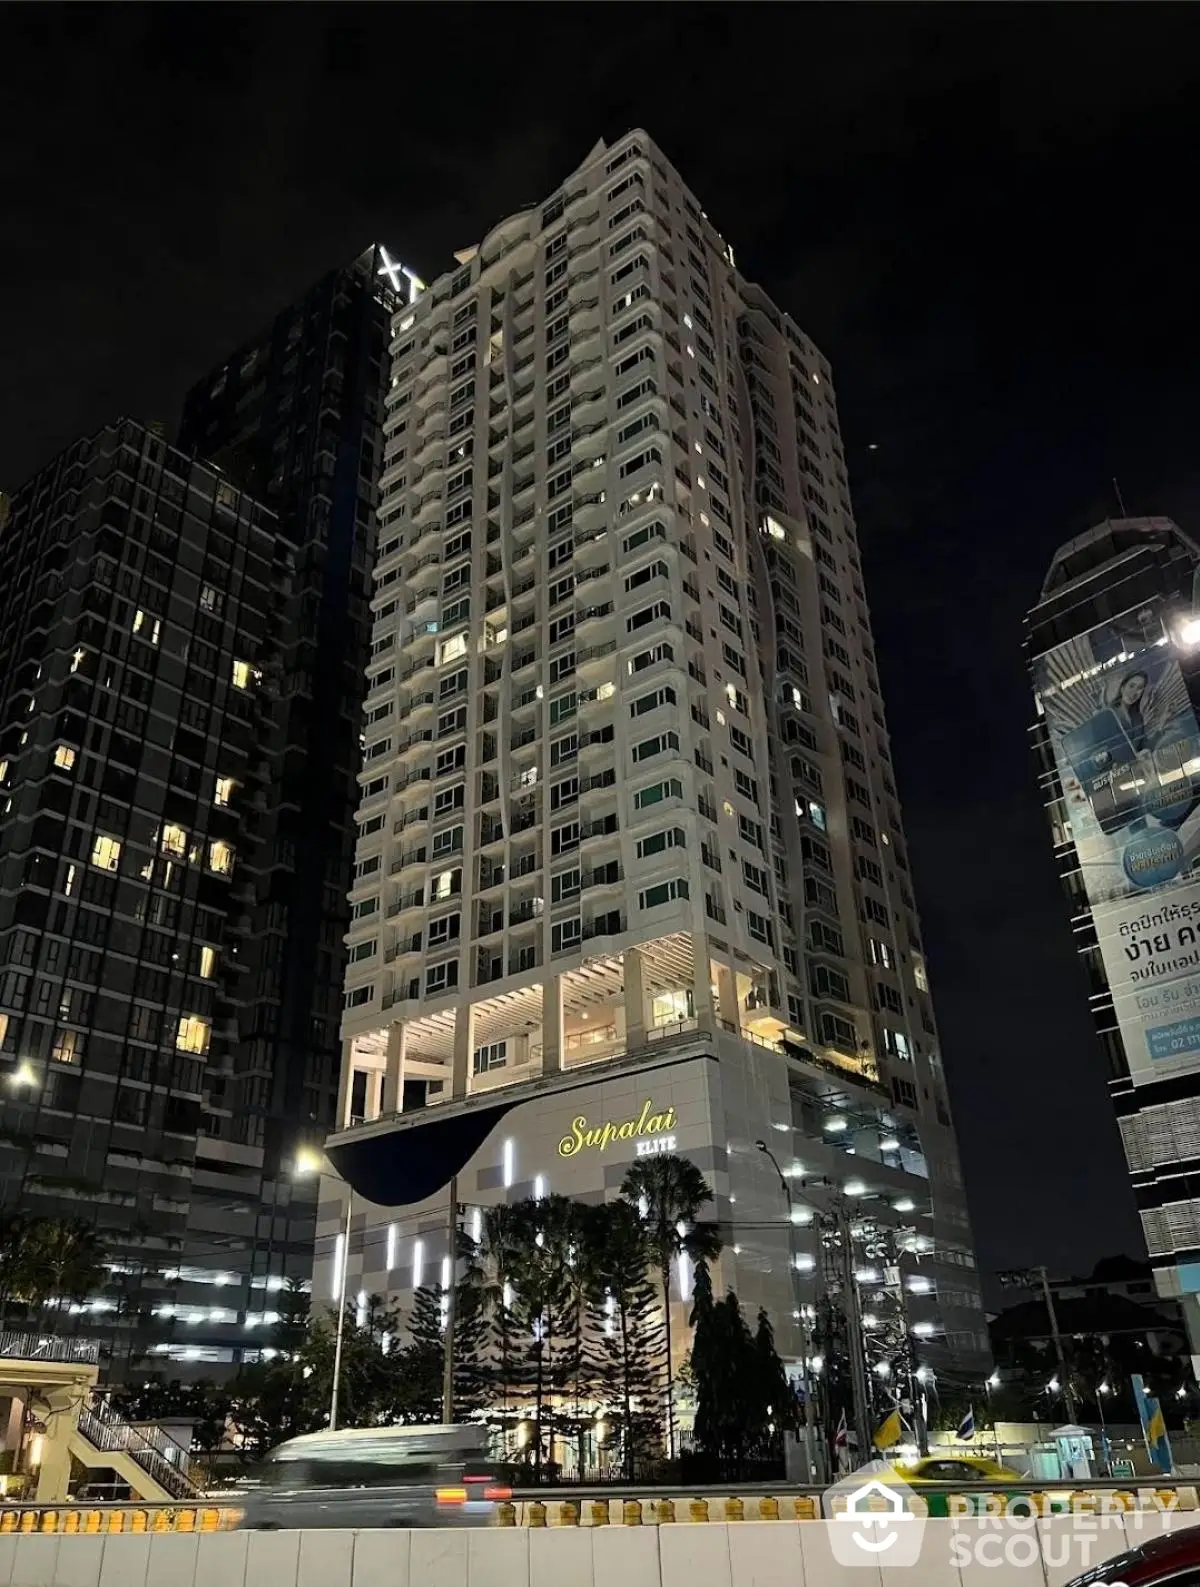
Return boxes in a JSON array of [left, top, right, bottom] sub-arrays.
[[0, 1332, 101, 1365]]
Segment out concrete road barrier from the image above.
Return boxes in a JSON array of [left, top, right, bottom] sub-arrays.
[[0, 1514, 1194, 1587]]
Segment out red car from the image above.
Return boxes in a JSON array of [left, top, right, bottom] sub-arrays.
[[1066, 1527, 1200, 1587]]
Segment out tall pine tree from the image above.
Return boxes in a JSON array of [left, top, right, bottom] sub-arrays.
[[589, 1200, 665, 1479]]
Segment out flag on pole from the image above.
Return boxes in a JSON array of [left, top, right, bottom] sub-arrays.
[[833, 1408, 848, 1450], [873, 1409, 903, 1450], [956, 1406, 976, 1441]]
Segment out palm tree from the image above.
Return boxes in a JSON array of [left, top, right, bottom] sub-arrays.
[[11, 1218, 106, 1333], [621, 1154, 722, 1459]]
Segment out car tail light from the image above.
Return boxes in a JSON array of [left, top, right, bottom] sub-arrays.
[[483, 1486, 512, 1502]]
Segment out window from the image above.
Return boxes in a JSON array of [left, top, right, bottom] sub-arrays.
[[746, 910, 773, 946], [627, 600, 671, 633], [639, 877, 689, 909], [550, 733, 578, 767], [821, 1012, 858, 1053], [631, 686, 676, 717], [435, 745, 466, 777], [549, 691, 577, 725], [473, 1040, 508, 1075], [624, 559, 669, 593], [428, 912, 461, 946], [176, 1016, 210, 1055], [551, 867, 580, 903], [431, 867, 462, 901], [198, 945, 217, 979], [552, 917, 582, 953], [231, 659, 252, 690], [207, 840, 234, 876], [434, 784, 464, 816], [551, 820, 580, 856], [636, 827, 686, 859], [90, 834, 121, 872], [550, 652, 576, 684], [550, 776, 579, 810], [353, 856, 381, 880], [160, 823, 187, 857], [350, 939, 376, 963], [812, 963, 851, 1002], [632, 731, 679, 763], [426, 960, 459, 995], [53, 745, 76, 771], [344, 986, 373, 1010], [634, 777, 682, 809], [351, 896, 379, 920], [629, 641, 673, 673], [432, 824, 464, 857], [742, 860, 769, 895]]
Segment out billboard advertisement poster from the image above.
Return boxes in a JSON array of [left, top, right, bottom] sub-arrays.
[[1036, 608, 1200, 1082]]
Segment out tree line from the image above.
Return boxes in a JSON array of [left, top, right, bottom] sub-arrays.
[[118, 1154, 800, 1481]]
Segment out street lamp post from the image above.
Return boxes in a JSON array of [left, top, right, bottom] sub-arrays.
[[295, 1150, 352, 1432], [756, 1141, 822, 1482]]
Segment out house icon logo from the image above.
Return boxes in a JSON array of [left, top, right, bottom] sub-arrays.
[[824, 1464, 926, 1569]]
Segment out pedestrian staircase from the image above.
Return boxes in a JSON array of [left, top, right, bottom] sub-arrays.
[[70, 1398, 199, 1502]]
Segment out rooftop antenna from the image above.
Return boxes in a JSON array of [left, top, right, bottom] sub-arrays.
[[1113, 478, 1128, 517]]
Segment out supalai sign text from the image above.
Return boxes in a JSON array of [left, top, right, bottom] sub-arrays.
[[557, 1101, 677, 1158]]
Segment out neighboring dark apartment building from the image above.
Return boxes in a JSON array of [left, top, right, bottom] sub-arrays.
[[0, 419, 309, 1374], [0, 248, 400, 1379], [177, 243, 397, 1156]]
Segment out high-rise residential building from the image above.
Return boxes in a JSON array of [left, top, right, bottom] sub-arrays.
[[316, 132, 986, 1395], [177, 243, 401, 1151], [1027, 516, 1200, 1364], [0, 419, 307, 1374]]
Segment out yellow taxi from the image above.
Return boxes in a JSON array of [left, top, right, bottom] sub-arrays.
[[892, 1454, 1024, 1485]]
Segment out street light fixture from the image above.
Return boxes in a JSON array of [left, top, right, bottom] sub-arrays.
[[295, 1150, 351, 1432], [754, 1140, 823, 1481]]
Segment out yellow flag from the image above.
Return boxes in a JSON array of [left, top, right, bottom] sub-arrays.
[[873, 1410, 902, 1450]]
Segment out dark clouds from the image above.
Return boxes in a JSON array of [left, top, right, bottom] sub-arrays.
[[6, 2, 1199, 1278]]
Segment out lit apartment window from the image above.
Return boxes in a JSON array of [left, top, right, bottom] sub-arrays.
[[200, 584, 223, 614], [176, 1016, 211, 1055], [231, 659, 252, 690], [199, 946, 217, 979], [53, 745, 76, 770], [214, 776, 235, 807], [52, 1030, 81, 1065], [207, 839, 234, 876], [160, 824, 188, 857], [90, 834, 121, 872]]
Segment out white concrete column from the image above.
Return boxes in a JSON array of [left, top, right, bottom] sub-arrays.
[[716, 964, 740, 1030], [691, 951, 716, 1032], [382, 1021, 407, 1115], [34, 1390, 78, 1503], [541, 976, 563, 1073], [451, 1003, 475, 1099], [334, 1038, 354, 1129], [624, 947, 647, 1049]]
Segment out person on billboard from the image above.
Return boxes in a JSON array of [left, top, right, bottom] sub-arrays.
[[1105, 669, 1151, 755]]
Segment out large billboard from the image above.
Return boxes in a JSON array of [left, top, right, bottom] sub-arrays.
[[1036, 607, 1200, 1083]]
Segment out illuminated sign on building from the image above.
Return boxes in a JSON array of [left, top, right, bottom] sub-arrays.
[[557, 1101, 677, 1158], [1036, 608, 1200, 1084], [377, 246, 425, 304]]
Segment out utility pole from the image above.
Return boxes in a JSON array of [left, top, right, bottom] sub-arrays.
[[441, 1175, 459, 1424], [755, 1142, 823, 1481], [831, 1195, 873, 1466], [1038, 1265, 1079, 1423], [886, 1227, 928, 1456]]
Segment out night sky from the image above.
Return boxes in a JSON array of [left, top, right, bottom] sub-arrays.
[[6, 5, 1198, 1287]]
